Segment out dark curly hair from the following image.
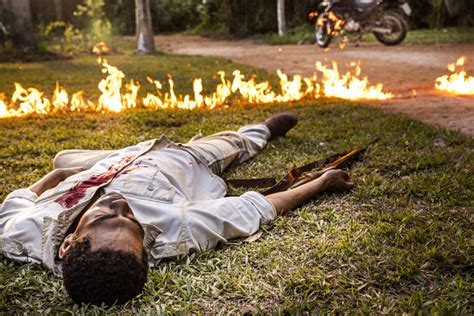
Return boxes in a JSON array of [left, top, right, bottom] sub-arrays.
[[62, 237, 148, 306]]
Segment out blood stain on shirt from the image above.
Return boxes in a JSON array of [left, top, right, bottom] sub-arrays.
[[55, 154, 137, 208]]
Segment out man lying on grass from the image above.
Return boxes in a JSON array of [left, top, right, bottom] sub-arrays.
[[0, 112, 353, 306]]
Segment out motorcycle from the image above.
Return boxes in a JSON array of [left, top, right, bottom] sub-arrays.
[[314, 0, 412, 47]]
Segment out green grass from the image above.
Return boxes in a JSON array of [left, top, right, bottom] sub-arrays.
[[263, 24, 316, 45], [402, 27, 474, 44], [264, 25, 474, 45], [0, 50, 473, 313], [0, 53, 271, 103]]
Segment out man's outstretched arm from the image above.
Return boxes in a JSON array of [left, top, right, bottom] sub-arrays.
[[172, 170, 353, 253], [265, 169, 354, 216], [28, 166, 85, 196]]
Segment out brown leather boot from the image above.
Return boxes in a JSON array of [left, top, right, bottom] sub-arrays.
[[263, 112, 298, 140]]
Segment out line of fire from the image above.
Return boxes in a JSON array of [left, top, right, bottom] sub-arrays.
[[1, 54, 472, 119]]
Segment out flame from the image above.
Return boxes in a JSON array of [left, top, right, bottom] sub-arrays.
[[339, 36, 348, 50], [124, 80, 140, 109], [70, 91, 95, 111], [0, 58, 393, 118], [316, 61, 392, 100], [435, 57, 474, 95], [11, 83, 51, 115], [92, 42, 110, 55], [317, 12, 345, 35], [0, 94, 13, 118], [329, 12, 345, 34], [308, 11, 319, 20], [52, 82, 69, 112], [97, 57, 126, 112]]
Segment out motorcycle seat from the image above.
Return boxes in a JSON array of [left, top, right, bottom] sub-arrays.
[[354, 0, 378, 9]]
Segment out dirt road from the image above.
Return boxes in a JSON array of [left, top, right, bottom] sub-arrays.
[[155, 35, 474, 136]]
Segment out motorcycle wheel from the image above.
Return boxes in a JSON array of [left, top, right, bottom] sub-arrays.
[[315, 16, 332, 48], [373, 11, 407, 46]]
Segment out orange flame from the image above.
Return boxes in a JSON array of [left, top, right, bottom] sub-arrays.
[[70, 91, 95, 112], [308, 11, 319, 20], [11, 83, 51, 115], [92, 42, 110, 55], [0, 58, 393, 118], [435, 57, 474, 95], [316, 61, 392, 100], [97, 57, 126, 112], [329, 12, 345, 34], [339, 36, 348, 50], [52, 82, 69, 112]]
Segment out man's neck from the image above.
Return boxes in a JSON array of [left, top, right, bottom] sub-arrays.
[[57, 190, 104, 259]]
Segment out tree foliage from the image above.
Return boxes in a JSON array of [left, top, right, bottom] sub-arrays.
[[407, 0, 474, 28], [201, 0, 474, 35], [37, 0, 112, 55], [104, 0, 202, 35], [1, 0, 473, 46]]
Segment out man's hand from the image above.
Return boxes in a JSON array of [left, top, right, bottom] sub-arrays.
[[266, 169, 353, 216], [28, 166, 86, 196], [319, 169, 354, 193]]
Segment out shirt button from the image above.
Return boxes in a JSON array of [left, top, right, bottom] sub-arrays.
[[147, 185, 155, 191]]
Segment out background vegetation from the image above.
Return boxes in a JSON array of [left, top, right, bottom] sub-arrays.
[[1, 0, 473, 57], [107, 0, 474, 36], [2, 0, 474, 42]]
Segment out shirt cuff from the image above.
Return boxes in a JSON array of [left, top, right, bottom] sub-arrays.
[[240, 191, 277, 223], [5, 189, 38, 203]]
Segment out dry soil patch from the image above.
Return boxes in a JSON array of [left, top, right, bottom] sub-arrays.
[[155, 35, 474, 136]]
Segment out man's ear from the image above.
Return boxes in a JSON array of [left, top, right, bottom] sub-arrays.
[[59, 234, 75, 259]]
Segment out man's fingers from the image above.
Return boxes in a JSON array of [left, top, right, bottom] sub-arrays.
[[345, 172, 354, 188], [336, 170, 353, 190], [334, 170, 352, 183], [346, 180, 354, 189]]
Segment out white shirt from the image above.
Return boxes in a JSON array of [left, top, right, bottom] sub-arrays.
[[0, 137, 276, 276]]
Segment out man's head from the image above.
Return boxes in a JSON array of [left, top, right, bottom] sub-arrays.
[[59, 192, 148, 306]]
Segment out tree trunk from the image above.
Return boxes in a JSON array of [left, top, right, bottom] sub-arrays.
[[62, 0, 78, 22], [1, 0, 13, 27], [428, 0, 445, 28], [277, 0, 286, 36], [135, 0, 155, 54], [223, 0, 234, 34], [54, 0, 63, 21], [10, 0, 35, 46], [443, 0, 465, 16]]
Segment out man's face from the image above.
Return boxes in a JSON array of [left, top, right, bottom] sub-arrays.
[[59, 192, 145, 259]]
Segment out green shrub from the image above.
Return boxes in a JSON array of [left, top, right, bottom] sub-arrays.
[[73, 0, 112, 45], [41, 21, 86, 54], [40, 0, 112, 55]]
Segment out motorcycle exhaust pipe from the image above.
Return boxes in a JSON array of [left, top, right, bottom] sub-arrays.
[[370, 27, 392, 34]]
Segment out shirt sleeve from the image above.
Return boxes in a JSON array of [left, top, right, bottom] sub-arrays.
[[0, 189, 37, 233], [185, 191, 276, 251]]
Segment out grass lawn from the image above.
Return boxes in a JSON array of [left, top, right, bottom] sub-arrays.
[[264, 26, 474, 45], [0, 48, 473, 313]]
